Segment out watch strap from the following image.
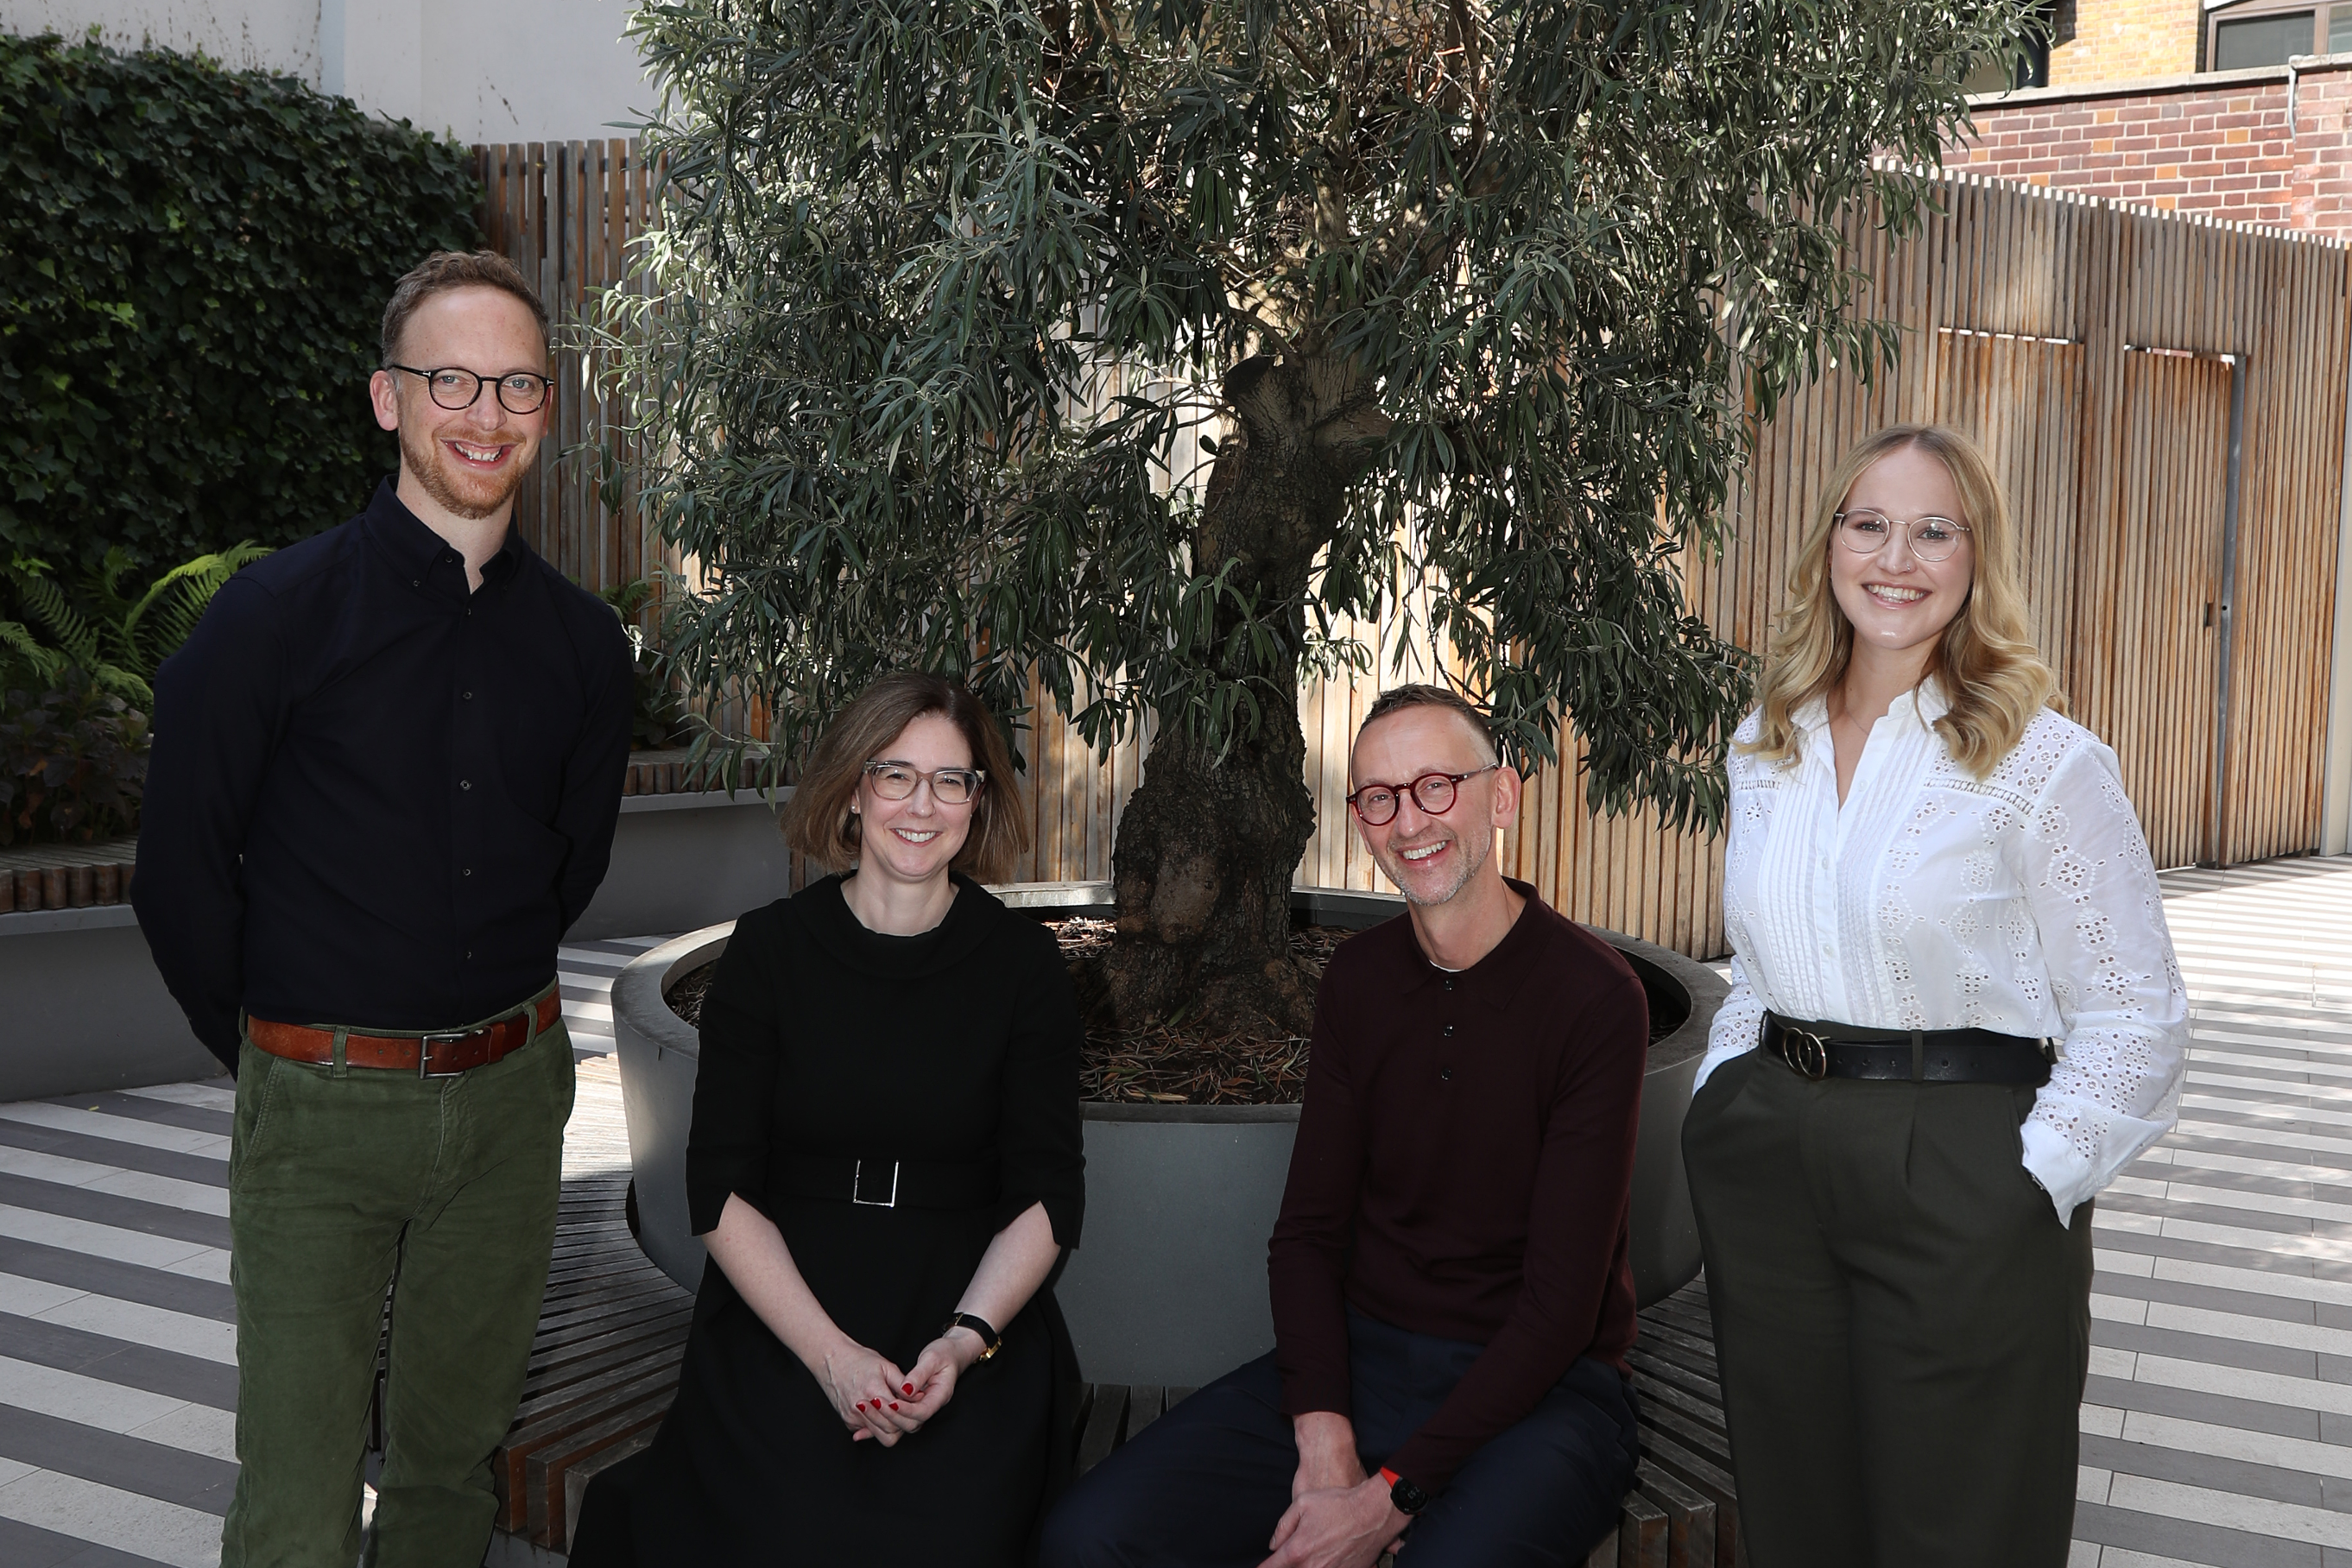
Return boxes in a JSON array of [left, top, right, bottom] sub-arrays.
[[943, 1312, 1002, 1361], [1380, 1465, 1432, 1515]]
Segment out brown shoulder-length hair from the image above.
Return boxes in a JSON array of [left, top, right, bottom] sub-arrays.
[[1743, 424, 2063, 778], [780, 673, 1030, 882]]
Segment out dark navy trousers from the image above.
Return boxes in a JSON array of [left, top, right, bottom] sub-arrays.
[[1040, 1308, 1639, 1568]]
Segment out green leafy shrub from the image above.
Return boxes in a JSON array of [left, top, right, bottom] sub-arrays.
[[0, 30, 480, 578], [0, 667, 148, 845], [3, 541, 269, 705]]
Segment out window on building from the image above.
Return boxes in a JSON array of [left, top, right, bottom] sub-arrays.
[[2330, 3, 2352, 50], [2204, 0, 2324, 68]]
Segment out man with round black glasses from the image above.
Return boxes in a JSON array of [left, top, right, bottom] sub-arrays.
[[1043, 684, 1648, 1567], [136, 250, 633, 1566]]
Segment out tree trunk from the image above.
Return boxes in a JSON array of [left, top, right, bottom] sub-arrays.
[[1092, 353, 1382, 1037]]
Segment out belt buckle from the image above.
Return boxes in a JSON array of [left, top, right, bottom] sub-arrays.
[[852, 1160, 899, 1209], [417, 1029, 476, 1078], [1785, 1027, 1833, 1081]]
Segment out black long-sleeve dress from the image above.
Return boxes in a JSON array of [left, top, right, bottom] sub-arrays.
[[571, 873, 1087, 1565]]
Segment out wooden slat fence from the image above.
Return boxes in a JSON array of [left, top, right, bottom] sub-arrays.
[[479, 149, 2350, 959]]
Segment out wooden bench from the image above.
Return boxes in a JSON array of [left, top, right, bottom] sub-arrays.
[[479, 1179, 1741, 1565]]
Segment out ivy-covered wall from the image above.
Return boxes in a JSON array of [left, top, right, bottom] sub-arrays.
[[0, 31, 481, 576]]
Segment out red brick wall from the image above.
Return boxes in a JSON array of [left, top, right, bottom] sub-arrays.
[[1944, 60, 2352, 240]]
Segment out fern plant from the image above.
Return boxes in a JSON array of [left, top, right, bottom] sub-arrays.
[[2, 542, 269, 706]]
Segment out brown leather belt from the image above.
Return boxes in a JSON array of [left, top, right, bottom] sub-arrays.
[[247, 991, 561, 1077]]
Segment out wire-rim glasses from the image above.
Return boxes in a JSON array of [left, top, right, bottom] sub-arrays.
[[1346, 764, 1500, 826], [1834, 508, 1972, 564], [863, 761, 985, 806], [387, 364, 555, 415]]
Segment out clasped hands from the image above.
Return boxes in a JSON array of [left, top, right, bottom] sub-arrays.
[[1259, 1411, 1413, 1568], [818, 1324, 992, 1446]]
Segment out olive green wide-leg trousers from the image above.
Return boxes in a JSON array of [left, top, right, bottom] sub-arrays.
[[222, 993, 575, 1568], [1682, 1047, 2095, 1568]]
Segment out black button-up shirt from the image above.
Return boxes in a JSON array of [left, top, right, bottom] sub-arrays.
[[135, 480, 634, 1070]]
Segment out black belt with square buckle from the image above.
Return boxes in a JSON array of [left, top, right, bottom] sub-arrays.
[[775, 1154, 1001, 1211], [1761, 1012, 2055, 1086]]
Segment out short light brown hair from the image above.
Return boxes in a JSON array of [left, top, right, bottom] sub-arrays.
[[1356, 684, 1501, 770], [380, 250, 550, 366], [781, 673, 1031, 882]]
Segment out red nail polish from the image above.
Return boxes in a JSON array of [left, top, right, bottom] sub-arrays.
[[889, 1401, 900, 1410], [903, 1383, 914, 1395]]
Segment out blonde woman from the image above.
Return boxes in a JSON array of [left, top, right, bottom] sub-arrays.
[[1680, 426, 2185, 1567], [571, 673, 1085, 1566]]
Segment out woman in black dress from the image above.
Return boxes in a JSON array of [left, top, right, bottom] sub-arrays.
[[571, 673, 1085, 1565]]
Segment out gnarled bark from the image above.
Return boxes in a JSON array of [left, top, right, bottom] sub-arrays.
[[1093, 352, 1383, 1036]]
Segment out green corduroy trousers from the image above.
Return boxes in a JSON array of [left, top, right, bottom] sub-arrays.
[[221, 989, 574, 1568], [1682, 1046, 2095, 1568]]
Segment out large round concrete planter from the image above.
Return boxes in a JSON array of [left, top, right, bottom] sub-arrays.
[[612, 890, 1722, 1387]]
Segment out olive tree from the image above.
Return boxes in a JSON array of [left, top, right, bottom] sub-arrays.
[[607, 0, 2030, 1033]]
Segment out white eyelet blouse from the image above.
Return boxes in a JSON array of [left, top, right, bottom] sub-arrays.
[[1692, 681, 2188, 1225]]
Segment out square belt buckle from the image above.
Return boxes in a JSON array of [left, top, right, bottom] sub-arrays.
[[852, 1160, 900, 1208], [417, 1029, 479, 1078], [1784, 1027, 1833, 1081]]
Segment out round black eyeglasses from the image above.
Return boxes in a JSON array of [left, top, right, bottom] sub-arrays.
[[387, 364, 555, 415], [1346, 764, 1500, 826]]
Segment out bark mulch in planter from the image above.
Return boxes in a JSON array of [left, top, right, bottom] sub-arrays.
[[661, 919, 1355, 1107], [661, 914, 1673, 1108]]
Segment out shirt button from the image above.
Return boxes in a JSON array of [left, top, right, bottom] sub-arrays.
[[1820, 942, 1833, 958], [463, 868, 473, 877], [1443, 978, 1455, 991], [463, 691, 473, 700], [459, 779, 471, 791], [1440, 1068, 1453, 1082], [1442, 1025, 1455, 1037], [411, 579, 421, 589]]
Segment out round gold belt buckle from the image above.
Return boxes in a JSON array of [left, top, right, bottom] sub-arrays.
[[1786, 1029, 1831, 1081]]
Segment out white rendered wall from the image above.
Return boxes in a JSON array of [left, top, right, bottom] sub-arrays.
[[0, 0, 654, 143]]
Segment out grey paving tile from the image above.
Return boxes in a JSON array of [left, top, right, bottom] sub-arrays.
[[2074, 1498, 2323, 1566], [0, 1122, 227, 1190], [2096, 1270, 2322, 1325], [0, 1404, 235, 1514], [2084, 1373, 2322, 1440], [2092, 1318, 2319, 1377], [2084, 1431, 2325, 1508], [0, 1312, 237, 1409], [44, 1094, 229, 1139], [2094, 1229, 2348, 1280], [0, 1514, 168, 1568], [2101, 1192, 2317, 1238], [0, 1175, 230, 1251], [0, 1237, 232, 1323]]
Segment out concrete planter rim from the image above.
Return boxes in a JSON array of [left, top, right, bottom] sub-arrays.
[[615, 887, 1726, 1096]]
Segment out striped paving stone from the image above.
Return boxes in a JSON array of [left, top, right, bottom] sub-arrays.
[[2073, 856, 2352, 1568]]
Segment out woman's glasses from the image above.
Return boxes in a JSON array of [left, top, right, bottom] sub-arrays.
[[863, 762, 983, 805], [1834, 509, 1972, 564]]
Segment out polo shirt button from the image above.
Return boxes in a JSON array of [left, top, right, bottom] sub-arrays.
[[463, 691, 473, 700], [463, 868, 473, 877], [1440, 1068, 1453, 1082], [1443, 1025, 1455, 1037], [1443, 978, 1455, 991], [459, 779, 471, 791]]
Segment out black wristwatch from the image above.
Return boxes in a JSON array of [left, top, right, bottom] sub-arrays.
[[1381, 1466, 1432, 1516], [941, 1312, 1001, 1363]]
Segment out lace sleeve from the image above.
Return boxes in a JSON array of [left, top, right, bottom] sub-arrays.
[[1693, 952, 1767, 1093], [2011, 741, 2188, 1224]]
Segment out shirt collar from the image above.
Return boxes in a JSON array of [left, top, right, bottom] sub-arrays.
[[1793, 674, 1950, 738], [363, 477, 528, 594], [1395, 876, 1554, 1012]]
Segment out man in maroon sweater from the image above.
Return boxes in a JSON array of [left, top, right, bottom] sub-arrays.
[[1043, 685, 1647, 1568]]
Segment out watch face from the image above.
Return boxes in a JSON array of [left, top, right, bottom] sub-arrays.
[[1389, 1476, 1432, 1514]]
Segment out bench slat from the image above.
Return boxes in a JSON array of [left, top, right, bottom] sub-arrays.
[[1075, 1384, 1130, 1476], [1616, 1488, 1669, 1567]]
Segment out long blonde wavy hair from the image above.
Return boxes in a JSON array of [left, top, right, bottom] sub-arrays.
[[1743, 425, 2062, 777]]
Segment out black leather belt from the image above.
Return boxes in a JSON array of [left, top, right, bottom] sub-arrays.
[[775, 1155, 1000, 1211], [1761, 1013, 2054, 1086]]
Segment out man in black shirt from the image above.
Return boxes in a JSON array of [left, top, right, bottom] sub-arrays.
[[135, 250, 633, 1566]]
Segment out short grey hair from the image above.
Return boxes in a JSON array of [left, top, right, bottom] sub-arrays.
[[1356, 684, 1500, 766]]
